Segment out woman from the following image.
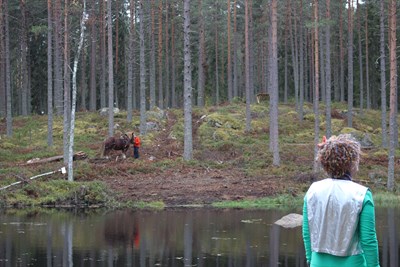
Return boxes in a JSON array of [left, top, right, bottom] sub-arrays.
[[302, 134, 380, 267]]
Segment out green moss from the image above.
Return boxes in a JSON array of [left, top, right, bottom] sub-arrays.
[[212, 194, 302, 210]]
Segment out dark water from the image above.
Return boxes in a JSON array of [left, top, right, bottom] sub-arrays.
[[0, 207, 397, 267]]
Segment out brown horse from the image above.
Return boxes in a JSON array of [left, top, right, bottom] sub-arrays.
[[100, 133, 134, 160]]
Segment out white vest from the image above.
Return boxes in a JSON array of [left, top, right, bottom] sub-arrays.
[[306, 178, 368, 256]]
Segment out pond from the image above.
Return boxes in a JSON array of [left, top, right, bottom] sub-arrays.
[[0, 207, 397, 266]]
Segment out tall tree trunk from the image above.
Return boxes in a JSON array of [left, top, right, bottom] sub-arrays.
[[325, 0, 331, 138], [150, 0, 156, 109], [380, 0, 387, 148], [347, 0, 354, 127], [290, 0, 299, 111], [0, 0, 5, 118], [270, 0, 280, 166], [313, 0, 320, 172], [69, 0, 87, 182], [164, 1, 170, 108], [248, 0, 254, 103], [139, 0, 147, 135], [233, 0, 238, 98], [357, 0, 364, 114], [5, 0, 12, 136], [319, 29, 325, 104], [20, 0, 28, 116], [387, 0, 397, 191], [365, 5, 370, 110], [80, 43, 87, 111], [107, 0, 114, 137], [157, 0, 163, 109], [298, 0, 304, 121], [171, 0, 176, 108], [214, 4, 219, 106], [47, 0, 53, 146], [127, 0, 135, 123], [89, 0, 96, 111], [197, 0, 205, 107], [284, 1, 290, 104], [183, 0, 193, 160], [245, 0, 251, 132], [100, 0, 106, 108], [227, 0, 232, 102], [54, 0, 63, 116], [339, 0, 344, 102], [63, 0, 70, 164]]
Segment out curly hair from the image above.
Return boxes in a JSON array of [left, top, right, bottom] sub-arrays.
[[316, 134, 361, 178]]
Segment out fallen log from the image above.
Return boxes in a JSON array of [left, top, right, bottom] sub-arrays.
[[0, 167, 67, 191], [25, 151, 87, 165]]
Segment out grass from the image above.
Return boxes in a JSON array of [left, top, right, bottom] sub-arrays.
[[0, 101, 399, 209]]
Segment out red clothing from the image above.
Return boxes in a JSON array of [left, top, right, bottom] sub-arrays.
[[134, 136, 141, 147]]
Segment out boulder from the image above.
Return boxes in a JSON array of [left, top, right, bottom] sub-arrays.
[[274, 213, 303, 228], [99, 107, 120, 116]]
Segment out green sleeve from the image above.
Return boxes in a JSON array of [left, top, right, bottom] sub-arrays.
[[302, 197, 312, 264], [359, 190, 380, 267]]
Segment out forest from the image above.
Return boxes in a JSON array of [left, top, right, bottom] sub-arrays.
[[0, 0, 398, 187]]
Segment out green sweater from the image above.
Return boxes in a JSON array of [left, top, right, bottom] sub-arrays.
[[303, 190, 380, 267]]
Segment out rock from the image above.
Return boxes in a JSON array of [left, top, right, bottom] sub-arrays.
[[360, 133, 374, 148], [99, 107, 120, 116], [146, 107, 166, 121], [274, 213, 303, 228], [146, 121, 160, 131]]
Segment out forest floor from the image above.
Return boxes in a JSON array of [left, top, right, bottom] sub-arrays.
[[0, 102, 397, 208]]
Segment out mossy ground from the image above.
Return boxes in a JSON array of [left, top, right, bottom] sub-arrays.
[[0, 101, 399, 209]]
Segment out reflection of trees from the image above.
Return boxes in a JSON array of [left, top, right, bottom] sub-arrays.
[[387, 208, 398, 267], [184, 215, 193, 266], [269, 224, 280, 267]]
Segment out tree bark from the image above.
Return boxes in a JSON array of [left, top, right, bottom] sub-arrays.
[[107, 0, 114, 137], [289, 0, 299, 112], [380, 0, 387, 148], [171, 0, 176, 108], [139, 0, 147, 135], [387, 0, 396, 191], [149, 0, 156, 110], [80, 41, 87, 111], [233, 0, 238, 98], [227, 0, 232, 102], [347, 0, 354, 127], [365, 5, 370, 110], [69, 0, 87, 182], [89, 0, 96, 111], [164, 1, 170, 108], [0, 0, 5, 118], [100, 0, 106, 108], [245, 0, 251, 132], [313, 0, 320, 172], [339, 0, 345, 102], [183, 0, 193, 160], [54, 0, 63, 116], [20, 0, 28, 116], [127, 0, 135, 123], [63, 0, 70, 164], [298, 0, 304, 121], [325, 0, 332, 138], [197, 0, 205, 107], [157, 0, 163, 109], [5, 0, 12, 136], [270, 0, 280, 166], [47, 0, 53, 146], [357, 0, 364, 114], [214, 3, 219, 106]]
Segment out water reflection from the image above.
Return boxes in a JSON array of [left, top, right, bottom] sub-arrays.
[[0, 208, 397, 266]]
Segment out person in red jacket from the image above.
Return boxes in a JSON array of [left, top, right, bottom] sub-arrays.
[[133, 134, 141, 159]]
